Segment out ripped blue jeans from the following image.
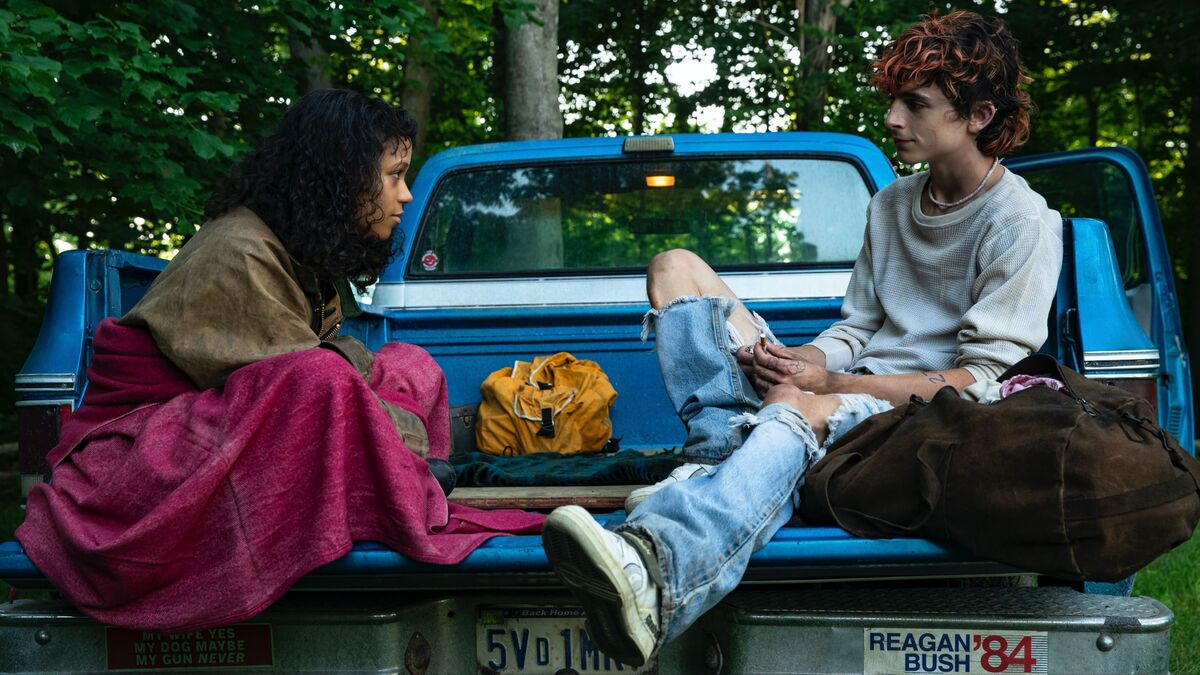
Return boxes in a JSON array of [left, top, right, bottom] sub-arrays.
[[623, 296, 893, 647], [638, 295, 780, 464]]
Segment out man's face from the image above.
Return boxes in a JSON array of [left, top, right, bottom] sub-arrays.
[[884, 81, 974, 165], [361, 140, 413, 241]]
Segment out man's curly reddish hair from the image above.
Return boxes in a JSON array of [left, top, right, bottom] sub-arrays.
[[872, 10, 1033, 156]]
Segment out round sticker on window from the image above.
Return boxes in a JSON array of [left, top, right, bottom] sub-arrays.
[[421, 250, 440, 271]]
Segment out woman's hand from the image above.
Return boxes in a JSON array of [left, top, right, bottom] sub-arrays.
[[737, 342, 836, 395]]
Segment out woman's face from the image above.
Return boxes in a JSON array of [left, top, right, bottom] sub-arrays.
[[362, 141, 413, 241]]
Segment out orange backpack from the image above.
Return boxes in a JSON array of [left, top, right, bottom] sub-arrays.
[[475, 352, 617, 456]]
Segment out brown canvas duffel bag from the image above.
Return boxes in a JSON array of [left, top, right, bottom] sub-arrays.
[[801, 353, 1200, 581]]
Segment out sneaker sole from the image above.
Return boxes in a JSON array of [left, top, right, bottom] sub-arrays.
[[623, 485, 657, 514], [543, 506, 656, 667], [624, 466, 705, 511]]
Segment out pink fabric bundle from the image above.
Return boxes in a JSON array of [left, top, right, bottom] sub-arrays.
[[999, 373, 1068, 399], [17, 318, 544, 630]]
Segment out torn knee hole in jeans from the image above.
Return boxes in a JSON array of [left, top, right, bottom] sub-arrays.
[[640, 295, 775, 348], [820, 393, 894, 451], [728, 405, 816, 444], [639, 294, 713, 341], [724, 310, 781, 354]]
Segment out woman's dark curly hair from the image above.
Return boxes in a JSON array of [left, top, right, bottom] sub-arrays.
[[205, 88, 417, 291], [872, 10, 1033, 157]]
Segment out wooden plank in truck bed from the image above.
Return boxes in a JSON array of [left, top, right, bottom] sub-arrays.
[[447, 485, 636, 510]]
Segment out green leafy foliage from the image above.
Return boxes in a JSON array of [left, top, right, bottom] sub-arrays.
[[2, 2, 279, 275], [5, 0, 1190, 297], [1, 0, 1196, 431], [1005, 0, 1199, 275], [559, 1, 925, 143], [0, 0, 443, 297]]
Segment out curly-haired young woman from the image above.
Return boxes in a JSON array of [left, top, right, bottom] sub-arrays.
[[16, 89, 543, 631]]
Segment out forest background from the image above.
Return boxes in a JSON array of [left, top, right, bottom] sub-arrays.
[[1, 0, 1198, 435], [1, 0, 1198, 668]]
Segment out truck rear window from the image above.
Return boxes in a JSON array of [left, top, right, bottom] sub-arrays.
[[408, 158, 872, 277]]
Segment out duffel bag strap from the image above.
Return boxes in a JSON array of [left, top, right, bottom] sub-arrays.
[[1123, 413, 1200, 493], [830, 439, 953, 536], [1064, 473, 1199, 520], [1132, 413, 1200, 485], [804, 452, 859, 525], [511, 389, 577, 439], [1056, 412, 1200, 524], [810, 439, 953, 537]]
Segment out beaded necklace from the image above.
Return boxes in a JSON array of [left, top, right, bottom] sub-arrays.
[[927, 158, 999, 210]]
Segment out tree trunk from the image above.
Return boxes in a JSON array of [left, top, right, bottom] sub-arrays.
[[10, 211, 41, 304], [1134, 78, 1144, 153], [492, 4, 508, 130], [504, 0, 563, 140], [0, 211, 10, 305], [502, 0, 563, 268], [1085, 89, 1100, 146], [630, 32, 647, 135], [289, 30, 332, 93], [793, 0, 840, 130], [670, 94, 700, 133], [400, 0, 437, 161]]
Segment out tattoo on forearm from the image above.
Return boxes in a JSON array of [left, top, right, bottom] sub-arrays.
[[924, 372, 946, 384]]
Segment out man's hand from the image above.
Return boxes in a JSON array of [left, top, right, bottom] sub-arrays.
[[737, 342, 836, 395], [735, 340, 975, 405]]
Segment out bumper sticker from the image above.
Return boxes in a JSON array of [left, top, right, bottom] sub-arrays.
[[864, 628, 1048, 673], [106, 625, 273, 670]]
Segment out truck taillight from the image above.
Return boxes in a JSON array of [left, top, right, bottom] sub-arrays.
[[1082, 350, 1160, 417], [15, 401, 72, 498], [1095, 377, 1158, 415]]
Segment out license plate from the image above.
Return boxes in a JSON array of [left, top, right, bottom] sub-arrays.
[[864, 627, 1048, 674], [477, 606, 654, 674], [106, 624, 274, 670]]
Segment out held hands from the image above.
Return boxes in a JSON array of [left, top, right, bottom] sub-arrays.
[[736, 342, 835, 396]]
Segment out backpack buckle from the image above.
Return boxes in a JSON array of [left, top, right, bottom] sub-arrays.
[[537, 407, 556, 438]]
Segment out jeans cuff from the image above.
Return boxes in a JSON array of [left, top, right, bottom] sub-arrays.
[[728, 403, 818, 448], [640, 295, 705, 342], [820, 393, 893, 452], [615, 523, 676, 652]]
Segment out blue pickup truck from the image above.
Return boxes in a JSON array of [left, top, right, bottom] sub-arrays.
[[1, 133, 1192, 674]]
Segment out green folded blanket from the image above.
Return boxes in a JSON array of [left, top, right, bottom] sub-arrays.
[[452, 450, 682, 488]]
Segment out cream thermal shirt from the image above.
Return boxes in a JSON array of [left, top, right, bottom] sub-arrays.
[[808, 168, 1063, 383]]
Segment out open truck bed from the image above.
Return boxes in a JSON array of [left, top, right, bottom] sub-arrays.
[[2, 134, 1190, 673]]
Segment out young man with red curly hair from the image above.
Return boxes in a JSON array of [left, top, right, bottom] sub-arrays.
[[542, 11, 1063, 666]]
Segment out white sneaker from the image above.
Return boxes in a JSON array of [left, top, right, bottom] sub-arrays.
[[542, 505, 661, 667], [624, 462, 714, 513]]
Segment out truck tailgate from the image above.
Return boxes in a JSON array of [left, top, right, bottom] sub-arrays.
[[0, 587, 1170, 673], [2, 511, 1015, 592]]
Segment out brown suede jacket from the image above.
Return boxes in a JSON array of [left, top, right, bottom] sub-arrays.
[[119, 207, 429, 456]]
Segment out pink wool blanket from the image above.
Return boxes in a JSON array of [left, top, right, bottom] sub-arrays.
[[17, 318, 544, 630]]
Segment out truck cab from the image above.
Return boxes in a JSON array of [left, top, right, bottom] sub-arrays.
[[2, 133, 1191, 674]]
